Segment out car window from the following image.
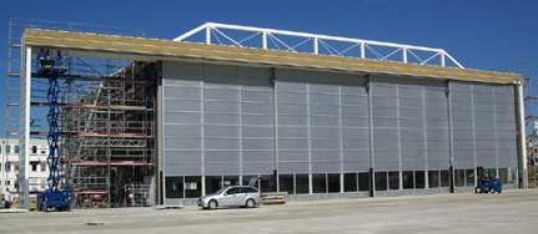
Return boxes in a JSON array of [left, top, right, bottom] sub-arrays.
[[243, 187, 258, 193], [225, 187, 239, 195]]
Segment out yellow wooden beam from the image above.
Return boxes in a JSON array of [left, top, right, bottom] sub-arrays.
[[23, 29, 522, 84]]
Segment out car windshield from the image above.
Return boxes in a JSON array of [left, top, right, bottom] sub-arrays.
[[214, 187, 229, 195]]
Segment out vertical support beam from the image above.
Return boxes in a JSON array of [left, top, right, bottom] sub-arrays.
[[422, 87, 429, 189], [360, 42, 366, 59], [205, 26, 211, 45], [516, 82, 528, 188], [307, 83, 313, 194], [19, 46, 31, 209], [470, 85, 478, 187], [313, 37, 319, 55], [367, 76, 375, 197], [447, 81, 455, 193], [157, 62, 165, 205], [271, 68, 279, 192], [338, 86, 344, 193], [262, 32, 268, 50], [396, 84, 403, 190], [440, 53, 446, 67], [402, 48, 408, 64], [200, 71, 206, 196], [239, 85, 243, 186]]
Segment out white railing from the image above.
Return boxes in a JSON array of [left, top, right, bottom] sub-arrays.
[[174, 22, 464, 69]]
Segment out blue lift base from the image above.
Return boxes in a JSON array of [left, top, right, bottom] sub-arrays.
[[37, 190, 72, 212]]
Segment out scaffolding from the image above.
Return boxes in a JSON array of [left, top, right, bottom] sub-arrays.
[[7, 18, 156, 208]]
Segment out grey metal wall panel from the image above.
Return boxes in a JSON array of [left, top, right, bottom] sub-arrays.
[[371, 78, 400, 171], [276, 69, 310, 174], [495, 86, 518, 168], [450, 82, 518, 170], [425, 85, 450, 170], [163, 61, 274, 176], [451, 82, 475, 169], [162, 62, 203, 176]]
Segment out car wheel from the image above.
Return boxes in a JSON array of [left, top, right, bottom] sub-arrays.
[[208, 200, 218, 210], [245, 199, 256, 208]]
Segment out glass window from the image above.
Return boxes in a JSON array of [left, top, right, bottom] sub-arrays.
[[205, 176, 222, 195], [499, 168, 509, 184], [184, 176, 201, 198], [165, 176, 183, 199], [223, 176, 239, 187], [296, 174, 309, 194], [31, 163, 37, 172], [279, 174, 293, 194], [402, 171, 414, 189], [388, 171, 399, 190], [465, 169, 475, 187], [375, 172, 387, 191], [225, 187, 241, 195], [440, 170, 450, 187], [14, 145, 20, 153], [428, 170, 439, 188], [358, 172, 370, 191], [344, 173, 357, 192], [327, 174, 340, 193], [41, 162, 47, 172], [486, 168, 497, 178], [5, 162, 10, 172], [455, 169, 465, 187], [243, 175, 258, 188], [415, 171, 425, 189], [6, 145, 11, 154], [31, 146, 37, 154], [260, 174, 276, 193], [312, 174, 326, 193]]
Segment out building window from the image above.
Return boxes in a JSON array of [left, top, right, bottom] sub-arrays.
[[375, 171, 387, 191], [358, 172, 370, 191], [499, 168, 509, 184], [32, 146, 38, 154], [223, 176, 239, 187], [165, 176, 183, 199], [455, 169, 465, 187], [402, 171, 414, 189], [295, 174, 309, 194], [279, 174, 294, 194], [14, 145, 20, 153], [205, 176, 222, 195], [428, 170, 439, 188], [388, 171, 400, 190], [31, 163, 38, 172], [312, 174, 326, 193], [440, 170, 450, 187], [415, 171, 425, 189], [41, 162, 47, 172], [465, 169, 475, 187], [242, 175, 258, 188], [344, 173, 358, 192], [5, 162, 10, 172], [184, 176, 201, 198], [327, 174, 340, 193], [6, 145, 11, 154]]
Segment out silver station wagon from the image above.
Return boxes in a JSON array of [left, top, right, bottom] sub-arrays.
[[198, 186, 261, 209]]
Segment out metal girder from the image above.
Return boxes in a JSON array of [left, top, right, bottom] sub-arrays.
[[174, 22, 464, 68]]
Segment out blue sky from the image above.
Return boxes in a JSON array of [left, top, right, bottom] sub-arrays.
[[1, 0, 537, 135]]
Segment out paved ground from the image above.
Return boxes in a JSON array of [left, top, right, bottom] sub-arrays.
[[1, 190, 538, 234]]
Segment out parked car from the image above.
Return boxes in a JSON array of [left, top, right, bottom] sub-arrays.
[[198, 186, 260, 209]]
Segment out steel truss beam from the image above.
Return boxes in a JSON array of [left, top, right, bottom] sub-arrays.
[[174, 22, 464, 69]]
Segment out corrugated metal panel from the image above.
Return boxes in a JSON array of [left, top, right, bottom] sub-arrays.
[[276, 69, 310, 174], [495, 86, 518, 168], [451, 82, 517, 169], [425, 83, 450, 170], [163, 62, 274, 176], [162, 62, 203, 176]]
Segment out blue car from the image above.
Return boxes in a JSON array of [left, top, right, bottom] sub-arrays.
[[475, 177, 502, 194]]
